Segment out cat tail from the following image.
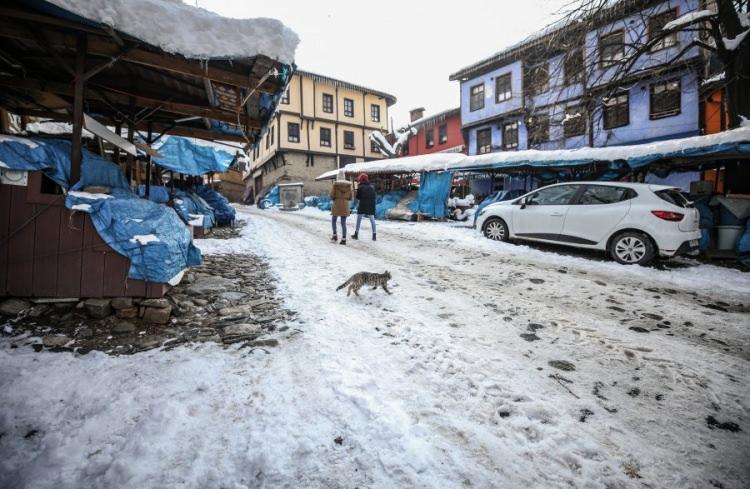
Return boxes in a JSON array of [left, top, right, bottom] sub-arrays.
[[336, 278, 352, 291]]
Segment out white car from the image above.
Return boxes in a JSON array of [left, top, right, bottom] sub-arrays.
[[475, 182, 701, 265]]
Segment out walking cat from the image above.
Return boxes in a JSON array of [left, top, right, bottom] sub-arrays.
[[336, 271, 392, 297]]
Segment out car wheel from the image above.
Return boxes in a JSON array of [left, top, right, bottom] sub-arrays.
[[610, 231, 655, 265], [483, 218, 509, 242]]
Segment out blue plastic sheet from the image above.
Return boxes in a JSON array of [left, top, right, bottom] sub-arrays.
[[316, 194, 332, 211], [153, 136, 235, 176], [137, 185, 171, 204], [194, 185, 235, 225], [0, 136, 202, 284], [375, 191, 406, 219], [409, 172, 453, 218], [737, 221, 750, 266], [173, 189, 216, 229]]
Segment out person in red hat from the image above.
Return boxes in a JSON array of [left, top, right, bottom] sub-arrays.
[[353, 173, 377, 241]]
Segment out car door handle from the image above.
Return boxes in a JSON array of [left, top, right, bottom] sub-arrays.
[[550, 212, 564, 217]]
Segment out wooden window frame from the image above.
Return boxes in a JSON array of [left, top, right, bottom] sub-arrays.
[[343, 130, 355, 149], [648, 8, 679, 52], [599, 30, 625, 69], [528, 114, 550, 146], [476, 128, 492, 154], [344, 98, 354, 118], [280, 88, 289, 104], [469, 83, 485, 112], [525, 63, 549, 96], [370, 104, 381, 122], [495, 73, 512, 103], [438, 124, 448, 144], [563, 106, 586, 138], [649, 78, 681, 119], [322, 93, 334, 113], [320, 127, 331, 147], [602, 92, 630, 129], [502, 121, 519, 150], [564, 49, 584, 86], [425, 127, 434, 148], [287, 122, 300, 143]]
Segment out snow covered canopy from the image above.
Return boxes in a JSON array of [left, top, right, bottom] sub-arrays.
[[319, 127, 750, 179], [0, 0, 298, 148]]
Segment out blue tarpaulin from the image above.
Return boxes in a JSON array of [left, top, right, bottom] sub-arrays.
[[153, 136, 235, 176], [173, 189, 216, 229], [194, 185, 236, 225], [376, 191, 407, 219], [409, 172, 453, 218], [0, 136, 201, 284], [137, 184, 171, 204]]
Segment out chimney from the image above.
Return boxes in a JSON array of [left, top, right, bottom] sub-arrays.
[[409, 107, 425, 122]]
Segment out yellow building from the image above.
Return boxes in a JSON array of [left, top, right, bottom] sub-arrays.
[[247, 70, 397, 197]]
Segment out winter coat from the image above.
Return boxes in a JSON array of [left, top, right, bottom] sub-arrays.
[[356, 182, 376, 215], [330, 181, 353, 217]]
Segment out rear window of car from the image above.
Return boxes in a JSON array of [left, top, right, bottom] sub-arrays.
[[655, 189, 691, 208], [577, 185, 635, 205]]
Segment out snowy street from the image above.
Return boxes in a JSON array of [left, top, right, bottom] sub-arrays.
[[2, 206, 749, 488]]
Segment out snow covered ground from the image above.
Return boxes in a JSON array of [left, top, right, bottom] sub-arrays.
[[1, 205, 749, 488]]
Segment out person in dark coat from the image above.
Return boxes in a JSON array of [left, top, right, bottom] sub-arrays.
[[352, 173, 377, 241]]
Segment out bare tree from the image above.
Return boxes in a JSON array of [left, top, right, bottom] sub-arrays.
[[520, 0, 749, 148]]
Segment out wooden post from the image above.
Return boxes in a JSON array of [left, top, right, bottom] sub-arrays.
[[145, 123, 153, 198], [113, 122, 121, 166], [125, 97, 135, 184], [70, 33, 87, 186]]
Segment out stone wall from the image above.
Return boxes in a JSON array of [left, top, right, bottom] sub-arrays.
[[260, 152, 339, 196]]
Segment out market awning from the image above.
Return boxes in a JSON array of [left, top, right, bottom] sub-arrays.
[[152, 136, 235, 176]]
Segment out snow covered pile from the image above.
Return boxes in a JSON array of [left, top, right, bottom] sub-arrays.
[[447, 194, 475, 208], [663, 9, 714, 31], [46, 0, 299, 64]]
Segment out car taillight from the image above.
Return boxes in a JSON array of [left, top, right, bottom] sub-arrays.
[[651, 210, 684, 221]]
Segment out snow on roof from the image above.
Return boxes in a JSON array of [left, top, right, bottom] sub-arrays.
[[322, 126, 750, 177], [295, 70, 397, 106], [401, 107, 460, 131], [24, 121, 94, 138], [45, 0, 299, 64], [663, 9, 714, 30]]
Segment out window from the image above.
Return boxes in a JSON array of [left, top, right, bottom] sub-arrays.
[[603, 92, 629, 129], [425, 128, 434, 148], [344, 98, 354, 117], [371, 104, 380, 122], [564, 49, 584, 85], [270, 126, 274, 146], [320, 127, 331, 147], [527, 114, 550, 146], [438, 124, 448, 144], [265, 131, 270, 149], [502, 121, 519, 150], [650, 79, 681, 119], [599, 30, 624, 68], [371, 140, 380, 153], [576, 185, 634, 205], [287, 122, 300, 143], [495, 74, 512, 103], [322, 93, 333, 113], [655, 188, 691, 208], [344, 130, 355, 149], [281, 89, 289, 104], [525, 63, 549, 96], [649, 9, 678, 51], [526, 185, 580, 205], [563, 106, 586, 138], [470, 83, 484, 111], [476, 128, 492, 154]]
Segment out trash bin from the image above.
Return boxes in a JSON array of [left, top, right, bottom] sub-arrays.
[[716, 225, 744, 250]]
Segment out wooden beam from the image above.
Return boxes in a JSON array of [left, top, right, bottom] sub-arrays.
[[0, 16, 280, 93], [70, 34, 87, 185], [0, 75, 260, 129]]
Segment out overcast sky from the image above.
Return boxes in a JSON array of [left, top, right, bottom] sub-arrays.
[[194, 0, 570, 129]]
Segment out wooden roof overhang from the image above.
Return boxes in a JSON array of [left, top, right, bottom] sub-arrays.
[[0, 0, 292, 182]]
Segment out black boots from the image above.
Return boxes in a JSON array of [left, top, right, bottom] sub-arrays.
[[340, 238, 346, 245], [331, 235, 337, 242], [352, 232, 359, 240], [373, 233, 377, 241]]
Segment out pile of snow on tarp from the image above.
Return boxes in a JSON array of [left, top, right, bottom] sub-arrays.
[[0, 136, 201, 284], [173, 189, 216, 229]]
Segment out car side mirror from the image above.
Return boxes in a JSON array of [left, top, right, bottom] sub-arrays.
[[517, 197, 527, 209]]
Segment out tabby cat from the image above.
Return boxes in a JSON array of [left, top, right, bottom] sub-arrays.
[[336, 271, 392, 297]]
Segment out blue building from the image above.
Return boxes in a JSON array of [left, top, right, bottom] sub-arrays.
[[450, 0, 705, 156]]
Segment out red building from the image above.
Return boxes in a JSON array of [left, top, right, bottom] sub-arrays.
[[404, 107, 465, 156]]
